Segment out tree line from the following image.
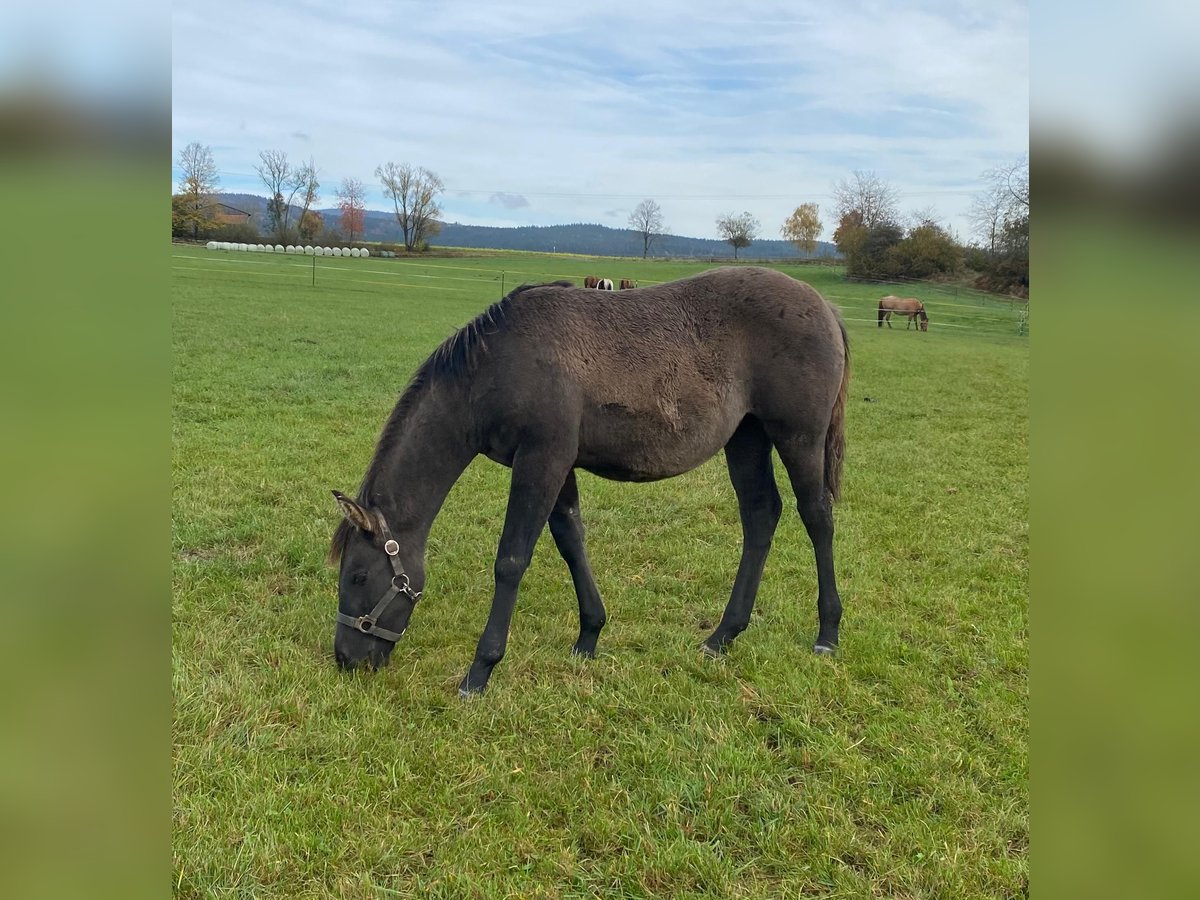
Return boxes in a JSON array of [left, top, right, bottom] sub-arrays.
[[174, 141, 1028, 294], [172, 142, 444, 252]]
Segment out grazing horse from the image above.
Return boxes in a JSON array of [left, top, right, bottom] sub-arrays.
[[878, 295, 928, 331], [330, 267, 850, 696], [619, 279, 637, 290], [583, 276, 599, 289], [596, 278, 614, 290]]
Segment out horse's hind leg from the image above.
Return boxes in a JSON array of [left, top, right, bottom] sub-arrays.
[[548, 469, 607, 658], [703, 417, 782, 656], [769, 433, 843, 655]]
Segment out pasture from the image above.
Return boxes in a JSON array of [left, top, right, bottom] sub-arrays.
[[172, 246, 1027, 897]]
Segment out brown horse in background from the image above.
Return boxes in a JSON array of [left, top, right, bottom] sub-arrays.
[[619, 279, 637, 290], [329, 267, 850, 695], [583, 276, 599, 289], [878, 296, 928, 331]]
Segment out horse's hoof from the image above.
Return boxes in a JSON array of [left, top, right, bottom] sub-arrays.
[[700, 642, 724, 659], [812, 643, 838, 656], [458, 684, 485, 699], [571, 645, 597, 659]]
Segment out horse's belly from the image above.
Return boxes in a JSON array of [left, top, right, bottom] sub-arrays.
[[575, 400, 741, 481]]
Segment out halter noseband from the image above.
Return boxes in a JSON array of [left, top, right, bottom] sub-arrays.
[[335, 519, 421, 642]]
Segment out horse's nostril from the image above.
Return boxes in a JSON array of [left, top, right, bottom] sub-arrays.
[[335, 649, 355, 670]]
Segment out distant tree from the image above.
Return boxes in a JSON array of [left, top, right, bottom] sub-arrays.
[[969, 156, 1029, 293], [832, 170, 900, 228], [716, 211, 760, 259], [298, 210, 323, 242], [336, 177, 367, 243], [376, 162, 444, 252], [992, 155, 1029, 213], [832, 209, 866, 260], [255, 149, 306, 241], [780, 202, 822, 255], [175, 141, 220, 239], [843, 221, 904, 278], [291, 157, 320, 238], [172, 194, 200, 239], [628, 199, 665, 257], [887, 222, 961, 277]]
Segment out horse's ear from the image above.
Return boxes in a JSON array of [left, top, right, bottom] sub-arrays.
[[332, 490, 375, 533]]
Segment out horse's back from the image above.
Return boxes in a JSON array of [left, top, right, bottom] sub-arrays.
[[880, 294, 922, 312], [475, 268, 846, 478]]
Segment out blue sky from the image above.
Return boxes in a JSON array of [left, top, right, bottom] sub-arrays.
[[171, 0, 1029, 241]]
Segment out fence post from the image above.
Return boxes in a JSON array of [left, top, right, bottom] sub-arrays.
[[312, 251, 316, 287]]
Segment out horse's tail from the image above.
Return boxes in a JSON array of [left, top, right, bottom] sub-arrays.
[[825, 314, 850, 502], [877, 301, 885, 327]]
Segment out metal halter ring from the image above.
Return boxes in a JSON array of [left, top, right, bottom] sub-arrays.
[[384, 539, 400, 556]]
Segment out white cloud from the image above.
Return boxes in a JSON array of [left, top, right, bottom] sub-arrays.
[[172, 0, 1028, 238]]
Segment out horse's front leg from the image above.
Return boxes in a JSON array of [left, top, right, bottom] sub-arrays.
[[460, 444, 574, 696]]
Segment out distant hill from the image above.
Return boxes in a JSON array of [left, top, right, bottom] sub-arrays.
[[215, 192, 839, 260]]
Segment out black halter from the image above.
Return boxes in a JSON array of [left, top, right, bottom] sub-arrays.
[[336, 519, 421, 642]]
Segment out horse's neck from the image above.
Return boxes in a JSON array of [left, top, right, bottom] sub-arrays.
[[372, 381, 476, 537]]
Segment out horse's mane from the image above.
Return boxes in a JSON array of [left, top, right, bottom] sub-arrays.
[[329, 280, 572, 562]]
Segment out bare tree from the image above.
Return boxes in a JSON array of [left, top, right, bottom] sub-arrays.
[[176, 141, 220, 239], [716, 211, 760, 260], [376, 162, 444, 252], [831, 170, 900, 228], [290, 157, 320, 238], [992, 154, 1029, 212], [970, 156, 1029, 256], [908, 204, 942, 229], [628, 199, 665, 258], [336, 177, 367, 243], [255, 150, 295, 240], [968, 187, 1007, 255], [780, 202, 822, 255]]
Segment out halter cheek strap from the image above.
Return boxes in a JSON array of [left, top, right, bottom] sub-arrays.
[[336, 525, 422, 643]]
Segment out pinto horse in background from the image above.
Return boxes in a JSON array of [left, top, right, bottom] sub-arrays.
[[619, 279, 637, 290], [878, 296, 928, 331], [583, 276, 600, 289], [596, 278, 614, 290]]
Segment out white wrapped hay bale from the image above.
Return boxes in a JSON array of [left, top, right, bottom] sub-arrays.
[[274, 244, 284, 253], [360, 248, 370, 258]]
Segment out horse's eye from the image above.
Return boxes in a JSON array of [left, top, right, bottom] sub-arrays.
[[351, 572, 368, 585]]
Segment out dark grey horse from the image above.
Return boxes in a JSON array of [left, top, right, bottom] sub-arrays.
[[330, 266, 850, 695]]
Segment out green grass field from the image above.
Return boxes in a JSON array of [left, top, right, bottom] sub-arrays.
[[172, 245, 1028, 898]]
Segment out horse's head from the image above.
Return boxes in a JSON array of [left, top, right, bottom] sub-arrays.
[[329, 491, 425, 671], [918, 308, 929, 332]]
